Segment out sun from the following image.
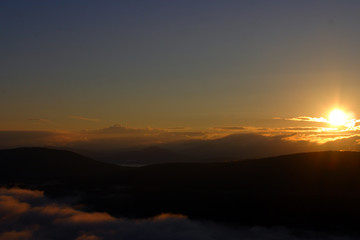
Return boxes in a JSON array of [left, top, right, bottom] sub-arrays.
[[328, 109, 348, 126]]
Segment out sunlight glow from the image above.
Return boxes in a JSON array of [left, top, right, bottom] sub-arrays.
[[328, 109, 348, 126]]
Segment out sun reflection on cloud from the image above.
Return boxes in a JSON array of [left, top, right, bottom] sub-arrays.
[[276, 108, 360, 143]]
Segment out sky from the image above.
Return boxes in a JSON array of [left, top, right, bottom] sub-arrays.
[[2, 0, 360, 151]]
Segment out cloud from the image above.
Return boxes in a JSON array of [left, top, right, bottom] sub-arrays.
[[159, 132, 360, 162], [284, 116, 328, 122], [0, 195, 30, 217], [164, 133, 318, 160], [0, 187, 356, 240], [88, 125, 207, 138], [0, 126, 209, 150], [0, 188, 44, 200], [88, 124, 160, 135], [213, 126, 246, 130], [151, 213, 187, 221], [0, 230, 32, 240], [281, 116, 360, 130], [73, 124, 210, 150], [2, 122, 360, 158], [278, 127, 320, 131], [75, 234, 102, 240], [273, 116, 330, 128], [0, 131, 83, 149], [69, 116, 100, 122], [57, 211, 116, 224]]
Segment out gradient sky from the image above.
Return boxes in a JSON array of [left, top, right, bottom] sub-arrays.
[[2, 1, 360, 148]]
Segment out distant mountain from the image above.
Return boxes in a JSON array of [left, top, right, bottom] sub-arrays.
[[82, 146, 238, 165], [97, 146, 186, 165]]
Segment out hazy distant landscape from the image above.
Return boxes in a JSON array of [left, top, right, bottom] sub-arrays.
[[72, 133, 360, 165]]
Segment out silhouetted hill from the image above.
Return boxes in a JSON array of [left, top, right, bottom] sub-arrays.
[[2, 148, 360, 233], [139, 150, 360, 194], [121, 151, 360, 232], [0, 147, 125, 181]]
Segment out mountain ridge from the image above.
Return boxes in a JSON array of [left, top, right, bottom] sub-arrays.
[[0, 147, 125, 181]]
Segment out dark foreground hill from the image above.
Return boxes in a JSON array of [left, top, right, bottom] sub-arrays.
[[2, 148, 360, 234], [0, 147, 125, 181]]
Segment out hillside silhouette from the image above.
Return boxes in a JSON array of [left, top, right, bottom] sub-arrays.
[[0, 147, 125, 181], [2, 148, 360, 233]]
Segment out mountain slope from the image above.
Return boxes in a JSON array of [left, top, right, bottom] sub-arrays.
[[0, 147, 125, 181], [2, 148, 360, 232], [100, 146, 185, 165], [138, 151, 360, 195]]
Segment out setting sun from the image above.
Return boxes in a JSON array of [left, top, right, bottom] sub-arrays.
[[328, 109, 348, 126]]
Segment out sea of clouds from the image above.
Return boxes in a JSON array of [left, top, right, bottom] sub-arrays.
[[0, 187, 357, 240]]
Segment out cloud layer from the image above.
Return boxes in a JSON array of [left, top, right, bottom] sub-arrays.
[[0, 187, 356, 240]]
